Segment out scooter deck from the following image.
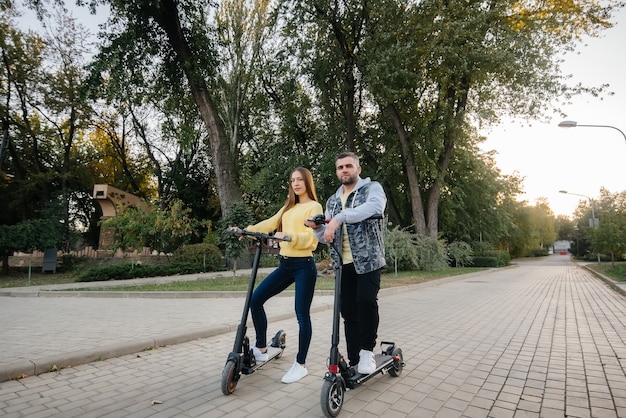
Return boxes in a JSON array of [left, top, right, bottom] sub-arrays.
[[251, 346, 284, 370], [345, 354, 395, 387]]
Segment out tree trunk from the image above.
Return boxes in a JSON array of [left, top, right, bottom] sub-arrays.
[[154, 0, 243, 215], [386, 103, 426, 235], [426, 84, 469, 237], [1, 254, 8, 276]]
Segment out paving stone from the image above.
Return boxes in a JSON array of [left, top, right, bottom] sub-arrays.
[[2, 257, 626, 416]]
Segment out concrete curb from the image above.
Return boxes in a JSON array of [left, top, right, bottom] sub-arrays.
[[581, 264, 626, 297]]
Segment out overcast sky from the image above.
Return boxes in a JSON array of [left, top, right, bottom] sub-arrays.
[[479, 7, 626, 217]]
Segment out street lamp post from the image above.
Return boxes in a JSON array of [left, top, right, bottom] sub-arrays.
[[559, 190, 600, 263], [558, 120, 626, 144]]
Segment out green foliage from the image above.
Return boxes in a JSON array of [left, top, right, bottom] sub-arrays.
[[385, 226, 454, 272], [527, 248, 550, 257], [447, 241, 473, 268], [505, 200, 557, 258], [414, 234, 450, 271], [589, 263, 626, 282], [471, 250, 511, 267], [218, 201, 253, 270], [470, 257, 500, 268], [171, 243, 224, 271], [258, 254, 280, 268], [384, 226, 420, 274], [101, 199, 203, 254], [4, 0, 620, 273], [75, 262, 221, 282], [591, 189, 626, 265], [0, 218, 62, 254], [0, 218, 63, 274]]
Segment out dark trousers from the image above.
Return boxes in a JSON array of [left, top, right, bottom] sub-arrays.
[[340, 262, 381, 366], [250, 256, 317, 365]]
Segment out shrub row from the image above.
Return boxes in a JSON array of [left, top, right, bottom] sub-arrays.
[[471, 250, 510, 267], [527, 248, 550, 257], [75, 243, 226, 282], [75, 262, 226, 282]]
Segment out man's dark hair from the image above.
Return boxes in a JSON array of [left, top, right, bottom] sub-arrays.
[[336, 151, 360, 166]]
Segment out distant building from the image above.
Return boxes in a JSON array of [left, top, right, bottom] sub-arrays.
[[552, 240, 571, 253]]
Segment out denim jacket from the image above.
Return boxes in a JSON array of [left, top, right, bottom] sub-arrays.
[[314, 177, 387, 274]]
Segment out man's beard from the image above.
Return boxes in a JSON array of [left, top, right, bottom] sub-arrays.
[[340, 175, 357, 185]]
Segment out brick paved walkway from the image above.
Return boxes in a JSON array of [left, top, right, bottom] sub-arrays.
[[1, 255, 626, 417]]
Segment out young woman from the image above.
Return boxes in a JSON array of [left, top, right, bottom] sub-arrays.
[[233, 167, 323, 384]]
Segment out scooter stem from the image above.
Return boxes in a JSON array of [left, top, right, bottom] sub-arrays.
[[232, 238, 262, 353]]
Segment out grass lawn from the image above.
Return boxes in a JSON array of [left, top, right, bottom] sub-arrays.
[[4, 261, 626, 291], [0, 268, 79, 288], [1, 266, 488, 291], [587, 262, 626, 282]]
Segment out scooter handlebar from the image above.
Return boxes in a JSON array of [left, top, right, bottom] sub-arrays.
[[308, 214, 329, 225], [226, 228, 292, 242]]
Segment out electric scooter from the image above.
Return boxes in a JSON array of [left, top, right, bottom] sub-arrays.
[[221, 228, 290, 395], [309, 215, 404, 417]]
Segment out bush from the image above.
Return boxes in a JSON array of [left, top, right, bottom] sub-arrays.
[[259, 254, 280, 268], [471, 250, 510, 267], [385, 226, 420, 273], [384, 227, 449, 273], [527, 248, 549, 257], [447, 241, 473, 267], [415, 234, 449, 271], [471, 256, 500, 267], [75, 262, 224, 282], [172, 243, 224, 270]]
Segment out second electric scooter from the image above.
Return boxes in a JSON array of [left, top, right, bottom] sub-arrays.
[[221, 228, 290, 395], [309, 215, 404, 417]]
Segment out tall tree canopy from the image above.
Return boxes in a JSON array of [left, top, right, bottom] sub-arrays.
[[2, 0, 622, 259]]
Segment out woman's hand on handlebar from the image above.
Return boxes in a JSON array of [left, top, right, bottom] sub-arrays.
[[273, 231, 289, 240], [228, 226, 244, 240]]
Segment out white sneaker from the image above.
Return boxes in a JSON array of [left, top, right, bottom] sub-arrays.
[[281, 361, 308, 383], [358, 349, 376, 374], [252, 346, 268, 362]]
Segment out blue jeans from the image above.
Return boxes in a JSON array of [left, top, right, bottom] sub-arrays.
[[250, 256, 317, 364]]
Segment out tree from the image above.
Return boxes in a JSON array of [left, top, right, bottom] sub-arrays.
[[75, 0, 243, 215], [216, 0, 276, 153], [360, 0, 616, 237], [218, 201, 252, 275], [101, 198, 204, 254], [1, 6, 98, 251], [592, 189, 626, 266], [530, 197, 557, 250], [1, 10, 49, 225], [0, 218, 62, 276]]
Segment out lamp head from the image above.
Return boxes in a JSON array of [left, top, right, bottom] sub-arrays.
[[558, 120, 578, 128], [559, 190, 568, 194]]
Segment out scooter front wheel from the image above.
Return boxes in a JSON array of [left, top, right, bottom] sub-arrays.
[[320, 375, 345, 417], [221, 359, 239, 395]]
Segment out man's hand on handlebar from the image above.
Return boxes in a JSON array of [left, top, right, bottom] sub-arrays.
[[304, 214, 327, 229]]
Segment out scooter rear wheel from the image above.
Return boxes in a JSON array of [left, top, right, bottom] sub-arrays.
[[389, 346, 403, 377], [221, 359, 239, 395], [320, 376, 345, 417]]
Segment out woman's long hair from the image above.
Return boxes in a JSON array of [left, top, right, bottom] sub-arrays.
[[277, 167, 318, 231]]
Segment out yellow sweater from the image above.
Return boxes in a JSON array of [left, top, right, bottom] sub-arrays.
[[246, 200, 323, 257]]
